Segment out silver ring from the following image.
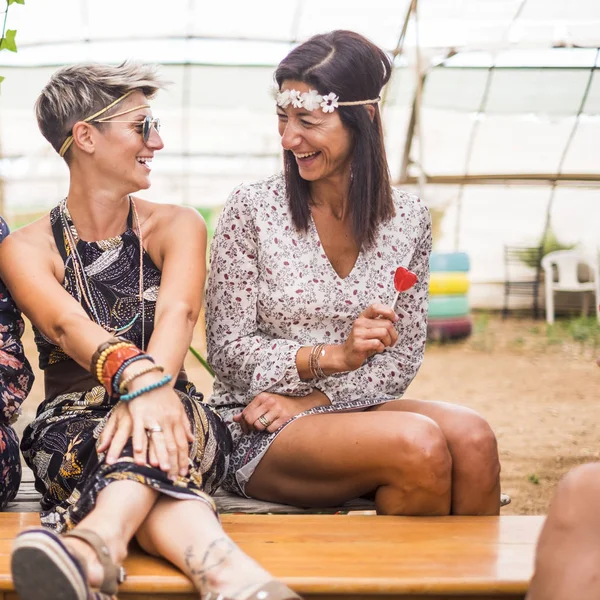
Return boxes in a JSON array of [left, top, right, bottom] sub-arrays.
[[146, 425, 163, 434], [257, 414, 271, 428]]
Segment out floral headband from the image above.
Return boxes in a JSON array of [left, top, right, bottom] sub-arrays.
[[276, 89, 381, 114]]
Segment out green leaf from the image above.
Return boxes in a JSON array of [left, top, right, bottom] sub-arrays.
[[7, 0, 25, 5], [0, 75, 4, 90], [0, 30, 17, 52], [188, 346, 215, 377]]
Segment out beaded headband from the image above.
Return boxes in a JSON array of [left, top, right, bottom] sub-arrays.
[[58, 90, 151, 157], [276, 89, 380, 114]]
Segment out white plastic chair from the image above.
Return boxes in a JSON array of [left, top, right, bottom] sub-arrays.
[[541, 250, 600, 324]]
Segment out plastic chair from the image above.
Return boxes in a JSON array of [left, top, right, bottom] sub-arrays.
[[541, 250, 600, 324]]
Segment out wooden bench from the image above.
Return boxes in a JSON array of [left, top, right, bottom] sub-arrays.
[[1, 470, 537, 599], [4, 469, 511, 515], [0, 512, 544, 599]]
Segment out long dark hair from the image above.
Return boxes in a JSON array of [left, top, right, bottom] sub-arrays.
[[275, 30, 394, 249]]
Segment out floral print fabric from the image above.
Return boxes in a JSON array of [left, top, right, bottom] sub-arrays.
[[0, 217, 35, 509], [22, 204, 231, 531], [206, 172, 432, 495]]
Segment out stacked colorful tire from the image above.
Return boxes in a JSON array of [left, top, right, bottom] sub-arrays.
[[428, 252, 472, 341]]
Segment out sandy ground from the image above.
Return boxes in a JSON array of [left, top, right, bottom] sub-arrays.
[[15, 314, 599, 515]]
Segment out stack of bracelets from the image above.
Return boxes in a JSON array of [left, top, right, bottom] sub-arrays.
[[90, 336, 171, 401], [309, 343, 327, 379]]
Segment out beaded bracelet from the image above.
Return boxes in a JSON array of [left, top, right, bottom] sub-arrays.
[[119, 364, 165, 395], [90, 336, 127, 374], [95, 342, 134, 385], [102, 345, 143, 392], [112, 354, 155, 395], [119, 374, 173, 402]]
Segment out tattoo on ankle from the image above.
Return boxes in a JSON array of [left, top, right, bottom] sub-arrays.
[[184, 538, 236, 591]]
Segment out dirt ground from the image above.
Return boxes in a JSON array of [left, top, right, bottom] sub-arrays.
[[16, 313, 600, 516]]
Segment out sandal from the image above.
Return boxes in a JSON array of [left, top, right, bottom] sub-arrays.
[[205, 580, 302, 599], [11, 527, 126, 600]]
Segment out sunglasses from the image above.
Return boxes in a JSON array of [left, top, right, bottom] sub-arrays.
[[93, 115, 161, 143]]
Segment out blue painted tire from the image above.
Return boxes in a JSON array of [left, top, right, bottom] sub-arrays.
[[430, 252, 470, 273], [428, 295, 469, 318], [428, 316, 472, 341]]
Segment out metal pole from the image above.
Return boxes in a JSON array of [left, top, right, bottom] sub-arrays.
[[413, 0, 426, 200], [540, 48, 599, 248]]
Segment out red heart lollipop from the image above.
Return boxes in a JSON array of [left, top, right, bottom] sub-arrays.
[[394, 266, 418, 292]]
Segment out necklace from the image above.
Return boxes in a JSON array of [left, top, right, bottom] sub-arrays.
[[59, 196, 146, 350]]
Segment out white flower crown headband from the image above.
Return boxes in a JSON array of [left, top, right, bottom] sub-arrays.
[[276, 89, 381, 114]]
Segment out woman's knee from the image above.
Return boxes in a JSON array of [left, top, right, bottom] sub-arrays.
[[451, 410, 500, 482], [387, 417, 452, 497], [549, 463, 600, 527]]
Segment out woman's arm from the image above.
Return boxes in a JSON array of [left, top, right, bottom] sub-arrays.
[[142, 204, 206, 378], [206, 186, 313, 400], [0, 220, 34, 425], [0, 223, 114, 368], [100, 204, 206, 479]]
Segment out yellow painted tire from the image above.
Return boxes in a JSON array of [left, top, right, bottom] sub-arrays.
[[429, 273, 470, 296]]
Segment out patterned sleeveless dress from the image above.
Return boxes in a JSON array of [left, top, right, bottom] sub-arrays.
[[21, 202, 231, 531], [0, 217, 35, 509]]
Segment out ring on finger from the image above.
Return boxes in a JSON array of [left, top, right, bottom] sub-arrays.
[[257, 414, 272, 428], [146, 425, 163, 437]]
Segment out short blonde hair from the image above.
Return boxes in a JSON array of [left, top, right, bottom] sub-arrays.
[[35, 61, 167, 159]]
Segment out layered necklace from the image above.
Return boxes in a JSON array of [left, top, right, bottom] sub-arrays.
[[59, 196, 146, 350]]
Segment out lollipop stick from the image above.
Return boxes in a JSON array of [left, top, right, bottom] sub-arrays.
[[391, 290, 409, 320]]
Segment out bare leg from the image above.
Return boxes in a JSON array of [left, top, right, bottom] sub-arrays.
[[247, 411, 452, 515], [527, 463, 600, 600], [62, 480, 158, 587], [372, 399, 501, 515], [136, 496, 275, 599]]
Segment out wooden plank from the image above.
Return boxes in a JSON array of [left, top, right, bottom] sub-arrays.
[[0, 514, 544, 597], [9, 479, 377, 515], [214, 489, 376, 514], [114, 596, 525, 600], [7, 479, 509, 515]]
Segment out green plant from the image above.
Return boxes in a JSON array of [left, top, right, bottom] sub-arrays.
[[517, 227, 576, 270], [188, 345, 215, 377], [0, 0, 24, 88]]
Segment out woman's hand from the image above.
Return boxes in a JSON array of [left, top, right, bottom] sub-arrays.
[[97, 401, 133, 463], [127, 385, 194, 480], [340, 303, 399, 371], [97, 377, 194, 481], [234, 390, 330, 434]]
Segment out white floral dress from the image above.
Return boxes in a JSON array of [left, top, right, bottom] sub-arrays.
[[206, 172, 432, 496]]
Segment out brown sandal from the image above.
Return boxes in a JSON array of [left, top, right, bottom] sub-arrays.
[[11, 527, 126, 600], [204, 579, 302, 599], [65, 528, 127, 595]]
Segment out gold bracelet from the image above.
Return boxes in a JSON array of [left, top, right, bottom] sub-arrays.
[[309, 343, 326, 379], [314, 344, 326, 378], [119, 364, 165, 395], [308, 345, 318, 378]]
